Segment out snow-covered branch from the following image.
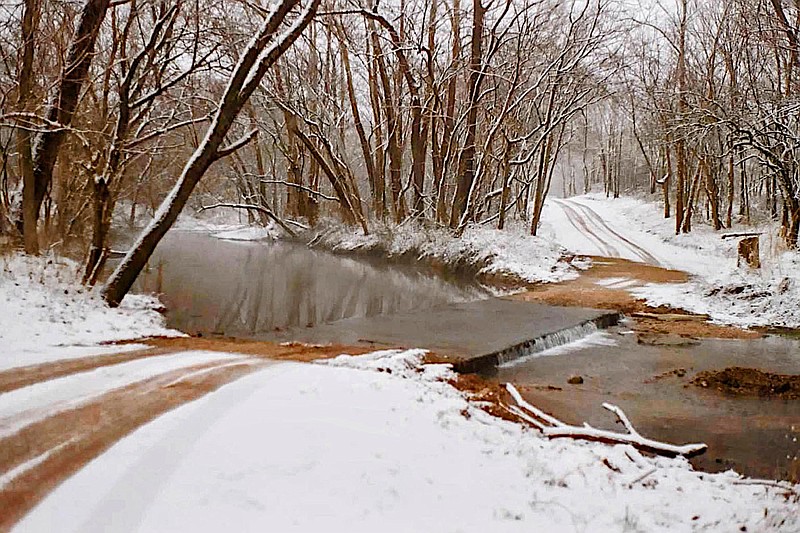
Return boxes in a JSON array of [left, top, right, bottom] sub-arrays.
[[198, 203, 307, 237], [505, 384, 708, 458], [214, 129, 259, 161]]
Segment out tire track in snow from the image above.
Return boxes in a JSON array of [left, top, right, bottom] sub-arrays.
[[0, 357, 264, 531], [554, 199, 620, 257], [0, 352, 248, 439], [556, 199, 661, 265], [0, 346, 169, 394], [566, 200, 661, 265]]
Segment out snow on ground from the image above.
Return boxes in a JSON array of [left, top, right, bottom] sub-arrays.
[[209, 225, 281, 241], [0, 351, 246, 439], [539, 195, 728, 276], [16, 350, 798, 532], [118, 199, 284, 242], [315, 220, 581, 284], [540, 194, 800, 329], [171, 209, 282, 241], [0, 253, 180, 371]]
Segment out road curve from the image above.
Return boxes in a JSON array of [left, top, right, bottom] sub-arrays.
[[553, 199, 662, 266]]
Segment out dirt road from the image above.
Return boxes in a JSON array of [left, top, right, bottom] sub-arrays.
[[0, 339, 368, 530], [552, 198, 662, 265]]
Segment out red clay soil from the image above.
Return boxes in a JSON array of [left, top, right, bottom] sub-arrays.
[[137, 336, 375, 361], [448, 373, 522, 425], [693, 367, 800, 400], [511, 257, 761, 340], [0, 337, 373, 394], [0, 338, 375, 530]]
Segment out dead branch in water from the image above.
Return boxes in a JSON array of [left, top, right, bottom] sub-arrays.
[[504, 383, 707, 458]]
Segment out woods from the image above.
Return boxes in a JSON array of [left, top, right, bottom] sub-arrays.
[[1, 0, 800, 305]]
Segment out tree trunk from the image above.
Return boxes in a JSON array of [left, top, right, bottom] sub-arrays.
[[84, 176, 111, 285], [17, 0, 39, 253], [369, 24, 405, 222], [366, 25, 386, 218], [674, 0, 688, 235], [681, 162, 702, 233], [339, 30, 377, 219], [103, 0, 318, 306], [274, 66, 309, 218], [22, 0, 112, 236], [725, 153, 734, 228], [497, 136, 512, 230], [703, 157, 722, 230], [437, 0, 461, 224], [450, 0, 485, 229], [663, 145, 672, 218]]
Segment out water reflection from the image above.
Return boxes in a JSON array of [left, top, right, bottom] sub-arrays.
[[134, 231, 488, 337]]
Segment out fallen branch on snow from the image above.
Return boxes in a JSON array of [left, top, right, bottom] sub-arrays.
[[504, 383, 707, 458]]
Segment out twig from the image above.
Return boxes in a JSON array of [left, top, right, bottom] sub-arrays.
[[500, 402, 546, 430], [259, 179, 338, 201], [627, 467, 657, 488], [721, 232, 762, 240], [505, 383, 565, 428]]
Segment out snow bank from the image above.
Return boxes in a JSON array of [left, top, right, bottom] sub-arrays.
[[548, 194, 800, 329], [634, 254, 800, 329], [0, 253, 180, 370], [208, 224, 281, 242], [314, 220, 582, 285], [17, 350, 799, 532]]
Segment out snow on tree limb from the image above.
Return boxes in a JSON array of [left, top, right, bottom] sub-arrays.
[[504, 383, 708, 458]]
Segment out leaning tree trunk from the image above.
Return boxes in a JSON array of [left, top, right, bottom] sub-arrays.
[[103, 0, 319, 307]]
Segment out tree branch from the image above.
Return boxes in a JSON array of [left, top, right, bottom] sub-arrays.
[[214, 129, 259, 161], [198, 202, 306, 236], [505, 384, 707, 458]]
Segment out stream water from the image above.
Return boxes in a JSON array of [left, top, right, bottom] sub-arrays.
[[133, 231, 489, 337], [130, 231, 799, 481], [495, 330, 800, 481]]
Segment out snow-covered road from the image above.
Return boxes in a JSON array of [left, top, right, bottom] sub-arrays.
[[10, 350, 799, 532], [541, 195, 737, 278], [0, 349, 263, 529], [0, 351, 248, 439], [549, 199, 662, 265], [542, 194, 800, 328]]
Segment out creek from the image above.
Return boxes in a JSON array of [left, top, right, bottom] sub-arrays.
[[132, 231, 489, 337], [130, 230, 799, 481]]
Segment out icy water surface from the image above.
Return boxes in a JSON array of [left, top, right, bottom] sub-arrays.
[[495, 330, 800, 481], [132, 231, 489, 337]]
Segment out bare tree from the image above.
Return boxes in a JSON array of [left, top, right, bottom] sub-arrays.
[[103, 0, 320, 306], [15, 0, 112, 246]]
